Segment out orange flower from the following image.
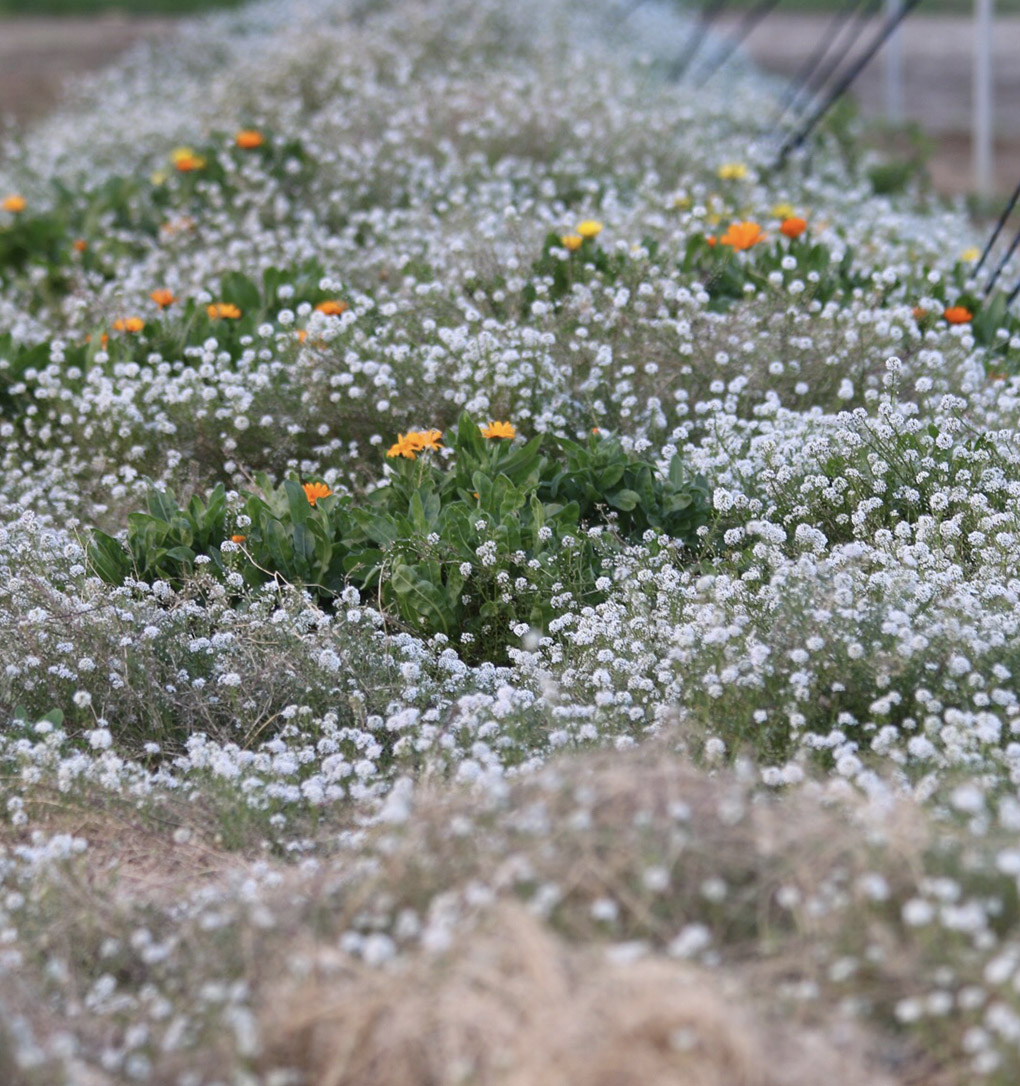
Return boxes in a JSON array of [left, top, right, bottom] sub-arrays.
[[705, 235, 717, 247], [171, 147, 206, 172], [231, 534, 247, 544], [112, 317, 144, 333], [150, 288, 176, 309], [414, 428, 443, 451], [302, 481, 332, 506], [481, 420, 516, 440], [912, 306, 928, 321], [719, 221, 767, 250], [561, 234, 583, 252], [235, 129, 264, 150], [207, 302, 242, 320], [780, 217, 807, 239], [944, 305, 973, 324], [387, 433, 420, 459], [296, 329, 308, 343], [2, 194, 26, 213], [73, 239, 88, 253], [386, 429, 443, 459], [315, 299, 348, 316]]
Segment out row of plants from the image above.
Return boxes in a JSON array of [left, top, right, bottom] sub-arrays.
[[87, 413, 713, 662]]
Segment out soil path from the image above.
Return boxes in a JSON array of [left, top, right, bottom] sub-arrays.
[[0, 11, 1017, 195], [0, 15, 176, 131]]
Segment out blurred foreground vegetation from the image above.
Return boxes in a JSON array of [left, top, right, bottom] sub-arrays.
[[2, 0, 1019, 14], [0, 0, 243, 14]]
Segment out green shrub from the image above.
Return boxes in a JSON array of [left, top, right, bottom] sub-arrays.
[[89, 413, 712, 661]]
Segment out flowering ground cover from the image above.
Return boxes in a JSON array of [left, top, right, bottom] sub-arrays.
[[5, 0, 1020, 1081]]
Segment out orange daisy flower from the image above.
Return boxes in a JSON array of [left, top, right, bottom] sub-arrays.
[[944, 305, 973, 324], [2, 194, 26, 213], [302, 481, 332, 506], [481, 421, 516, 440], [150, 288, 176, 309], [171, 147, 206, 172], [207, 303, 242, 320], [315, 299, 348, 316], [112, 317, 144, 333], [719, 221, 767, 250], [780, 217, 807, 239], [235, 129, 264, 150]]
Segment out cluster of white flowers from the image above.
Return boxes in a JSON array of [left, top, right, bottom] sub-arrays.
[[3, 0, 1020, 1079]]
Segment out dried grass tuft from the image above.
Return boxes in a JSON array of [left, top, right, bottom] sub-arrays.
[[267, 903, 896, 1086]]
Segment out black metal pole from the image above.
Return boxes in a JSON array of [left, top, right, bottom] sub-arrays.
[[984, 226, 1020, 295], [608, 0, 650, 30], [775, 0, 924, 167], [694, 0, 782, 87], [974, 176, 1020, 278], [1006, 274, 1020, 308], [774, 0, 867, 124], [667, 0, 730, 82]]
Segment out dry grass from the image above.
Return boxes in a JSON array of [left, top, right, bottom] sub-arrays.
[[268, 903, 899, 1086]]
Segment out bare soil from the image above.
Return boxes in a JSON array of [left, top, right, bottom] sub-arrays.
[[0, 15, 176, 131]]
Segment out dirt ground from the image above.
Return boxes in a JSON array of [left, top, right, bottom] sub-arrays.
[[0, 11, 1018, 196], [0, 15, 175, 131]]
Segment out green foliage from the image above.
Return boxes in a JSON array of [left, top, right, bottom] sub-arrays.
[[681, 228, 865, 310], [88, 414, 713, 661]]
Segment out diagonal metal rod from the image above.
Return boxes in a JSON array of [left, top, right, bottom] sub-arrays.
[[774, 0, 924, 167], [974, 175, 1020, 278], [774, 0, 867, 124], [779, 0, 882, 124], [693, 0, 782, 87], [984, 225, 1020, 295], [1007, 274, 1020, 307], [667, 0, 730, 82], [607, 0, 650, 30]]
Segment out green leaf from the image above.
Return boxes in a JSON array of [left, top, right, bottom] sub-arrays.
[[284, 478, 312, 526], [88, 531, 131, 584], [608, 488, 640, 512]]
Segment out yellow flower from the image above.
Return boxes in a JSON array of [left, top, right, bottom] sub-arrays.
[[171, 147, 206, 172], [717, 162, 748, 181], [387, 433, 421, 460], [673, 195, 692, 210], [315, 299, 348, 316], [302, 481, 332, 506], [561, 234, 583, 252], [2, 194, 26, 213], [771, 202, 795, 219], [150, 288, 176, 309], [235, 129, 264, 150], [112, 317, 145, 333], [576, 220, 603, 240], [412, 429, 443, 452], [960, 247, 981, 263], [386, 429, 443, 459], [719, 221, 767, 251], [207, 302, 242, 320], [481, 420, 516, 440]]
